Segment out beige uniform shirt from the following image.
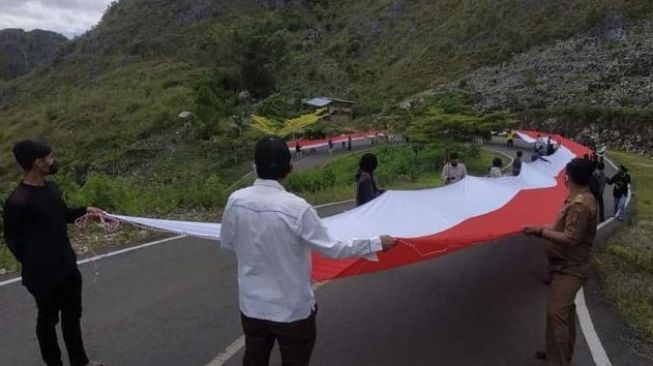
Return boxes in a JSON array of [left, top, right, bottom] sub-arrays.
[[545, 189, 598, 279]]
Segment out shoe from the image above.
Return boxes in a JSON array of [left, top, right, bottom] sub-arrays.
[[86, 362, 108, 366]]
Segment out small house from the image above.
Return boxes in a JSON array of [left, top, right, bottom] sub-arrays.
[[304, 96, 355, 121]]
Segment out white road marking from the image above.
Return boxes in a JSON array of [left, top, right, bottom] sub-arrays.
[[572, 156, 632, 366], [0, 235, 185, 288], [204, 335, 246, 366], [576, 289, 613, 366], [203, 283, 325, 366]]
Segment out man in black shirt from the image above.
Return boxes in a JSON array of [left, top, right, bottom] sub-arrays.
[[356, 153, 383, 206], [3, 140, 106, 366], [608, 165, 631, 221], [512, 151, 523, 176]]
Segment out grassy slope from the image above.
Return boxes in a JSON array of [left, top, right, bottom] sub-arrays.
[[594, 151, 653, 344], [0, 0, 652, 186], [296, 146, 506, 204]]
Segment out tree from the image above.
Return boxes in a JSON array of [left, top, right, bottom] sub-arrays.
[[251, 109, 327, 136]]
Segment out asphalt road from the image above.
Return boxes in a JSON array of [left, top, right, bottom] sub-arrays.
[[0, 138, 638, 366]]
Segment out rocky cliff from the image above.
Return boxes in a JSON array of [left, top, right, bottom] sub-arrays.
[[0, 29, 68, 81]]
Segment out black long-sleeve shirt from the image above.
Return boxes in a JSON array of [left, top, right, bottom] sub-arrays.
[[607, 172, 631, 198], [356, 172, 381, 206], [3, 181, 86, 297]]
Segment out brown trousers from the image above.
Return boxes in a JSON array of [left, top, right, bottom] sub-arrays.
[[241, 308, 317, 366], [545, 273, 584, 366]]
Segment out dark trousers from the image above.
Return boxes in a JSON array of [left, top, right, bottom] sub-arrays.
[[545, 274, 583, 366], [507, 139, 514, 148], [241, 308, 317, 366], [597, 194, 605, 222], [31, 270, 89, 366]]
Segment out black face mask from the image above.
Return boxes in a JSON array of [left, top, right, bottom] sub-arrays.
[[47, 160, 59, 175], [451, 161, 458, 167]]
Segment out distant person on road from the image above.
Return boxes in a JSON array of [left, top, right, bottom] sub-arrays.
[[328, 139, 334, 154], [535, 134, 544, 152], [489, 158, 503, 178], [512, 151, 523, 176], [356, 153, 384, 206], [590, 151, 599, 170], [2, 140, 107, 366], [524, 158, 598, 366], [531, 147, 551, 163], [220, 136, 397, 366], [347, 136, 353, 151], [608, 165, 631, 221], [442, 152, 467, 185], [597, 143, 607, 162], [546, 137, 556, 156], [295, 142, 302, 160], [590, 162, 608, 222], [507, 130, 515, 148]]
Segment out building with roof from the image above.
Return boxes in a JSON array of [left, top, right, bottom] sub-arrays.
[[303, 96, 355, 121]]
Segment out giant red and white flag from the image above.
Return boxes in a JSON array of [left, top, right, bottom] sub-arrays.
[[111, 131, 590, 281]]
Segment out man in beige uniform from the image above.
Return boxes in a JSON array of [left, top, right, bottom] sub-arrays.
[[524, 158, 598, 366]]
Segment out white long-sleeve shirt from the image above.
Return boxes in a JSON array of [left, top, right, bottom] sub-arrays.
[[441, 163, 467, 185], [489, 166, 502, 178], [220, 179, 383, 322]]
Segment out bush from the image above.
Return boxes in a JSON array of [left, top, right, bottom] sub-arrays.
[[288, 144, 464, 193], [58, 171, 229, 216]]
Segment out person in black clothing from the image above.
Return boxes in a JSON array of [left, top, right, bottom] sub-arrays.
[[531, 146, 551, 163], [347, 136, 353, 152], [294, 143, 302, 160], [512, 151, 523, 176], [608, 165, 631, 221], [3, 140, 106, 366], [590, 151, 600, 170], [590, 162, 609, 222], [356, 153, 383, 206], [546, 138, 556, 156]]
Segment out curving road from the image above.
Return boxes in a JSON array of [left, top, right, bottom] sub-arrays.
[[0, 138, 648, 366]]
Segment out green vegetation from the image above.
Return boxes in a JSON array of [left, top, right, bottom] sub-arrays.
[[1, 0, 652, 192], [289, 144, 507, 205], [593, 151, 653, 345], [404, 92, 515, 143]]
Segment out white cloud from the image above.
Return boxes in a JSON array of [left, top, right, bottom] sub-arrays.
[[0, 0, 114, 38]]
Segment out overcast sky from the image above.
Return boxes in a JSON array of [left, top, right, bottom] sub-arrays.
[[0, 0, 114, 38]]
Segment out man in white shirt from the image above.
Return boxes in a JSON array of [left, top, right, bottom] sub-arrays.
[[220, 135, 397, 366], [441, 152, 468, 185]]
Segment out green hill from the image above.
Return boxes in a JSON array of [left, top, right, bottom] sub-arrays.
[[1, 0, 652, 209]]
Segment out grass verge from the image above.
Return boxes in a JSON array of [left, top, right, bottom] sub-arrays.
[[593, 150, 653, 345]]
